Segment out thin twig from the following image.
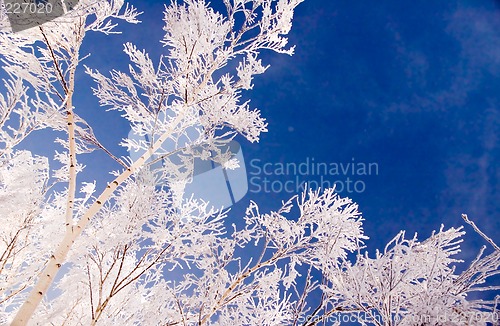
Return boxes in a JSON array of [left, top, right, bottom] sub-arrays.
[[462, 214, 500, 251]]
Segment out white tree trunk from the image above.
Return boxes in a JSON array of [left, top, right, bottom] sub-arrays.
[[11, 113, 186, 325]]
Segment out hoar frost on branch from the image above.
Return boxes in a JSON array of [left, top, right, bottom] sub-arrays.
[[0, 0, 499, 325]]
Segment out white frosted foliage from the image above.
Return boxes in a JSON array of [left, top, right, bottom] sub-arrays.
[[0, 1, 498, 325]]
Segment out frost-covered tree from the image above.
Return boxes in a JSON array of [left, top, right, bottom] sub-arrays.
[[0, 0, 499, 325]]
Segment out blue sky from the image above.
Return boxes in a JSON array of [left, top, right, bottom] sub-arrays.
[[72, 0, 499, 259], [17, 0, 499, 311]]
